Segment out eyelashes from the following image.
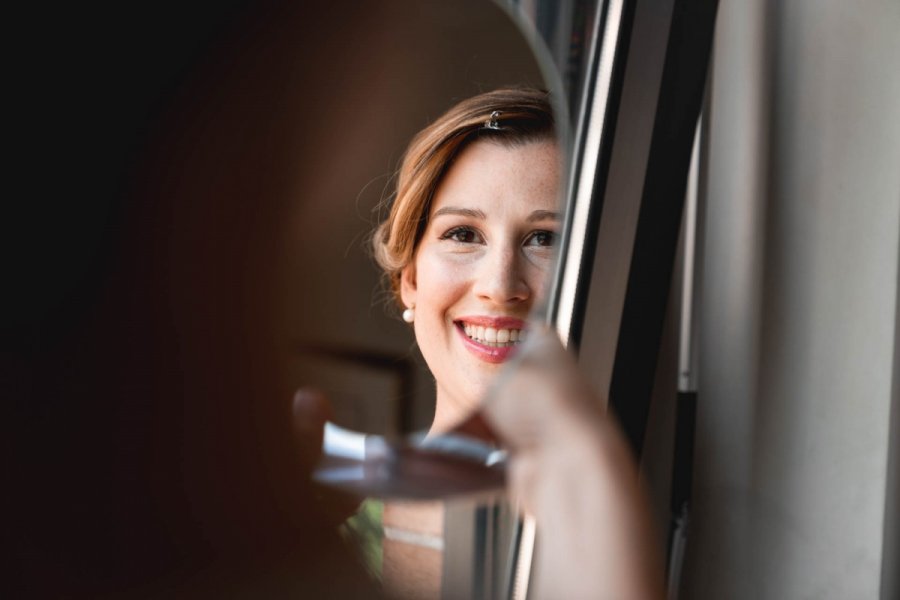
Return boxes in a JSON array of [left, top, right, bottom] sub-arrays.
[[438, 226, 557, 248], [440, 226, 483, 244], [525, 230, 556, 248]]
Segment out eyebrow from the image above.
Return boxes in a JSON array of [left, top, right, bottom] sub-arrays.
[[431, 207, 561, 222], [432, 207, 487, 220], [527, 210, 561, 222]]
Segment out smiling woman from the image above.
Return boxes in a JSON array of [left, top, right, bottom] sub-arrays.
[[403, 140, 560, 431], [374, 88, 561, 433], [363, 87, 561, 598]]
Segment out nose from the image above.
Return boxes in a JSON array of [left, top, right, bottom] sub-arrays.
[[473, 244, 531, 305]]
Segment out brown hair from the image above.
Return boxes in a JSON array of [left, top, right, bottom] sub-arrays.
[[372, 87, 556, 307]]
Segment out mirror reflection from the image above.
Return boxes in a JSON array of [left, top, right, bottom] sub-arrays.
[[309, 91, 561, 600], [286, 3, 553, 439], [284, 3, 564, 598]]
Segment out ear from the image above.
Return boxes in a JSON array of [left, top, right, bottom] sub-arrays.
[[400, 264, 417, 308]]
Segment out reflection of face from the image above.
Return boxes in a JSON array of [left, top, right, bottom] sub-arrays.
[[401, 139, 561, 430]]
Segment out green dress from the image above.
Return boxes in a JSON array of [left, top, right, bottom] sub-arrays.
[[341, 498, 384, 580]]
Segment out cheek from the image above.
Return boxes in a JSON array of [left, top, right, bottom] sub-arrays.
[[414, 250, 472, 307], [525, 257, 555, 298]]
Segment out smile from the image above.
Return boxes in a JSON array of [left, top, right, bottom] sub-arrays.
[[454, 316, 527, 364], [461, 323, 527, 347]]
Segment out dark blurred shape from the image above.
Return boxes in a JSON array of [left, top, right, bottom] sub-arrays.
[[7, 2, 388, 596], [6, 0, 548, 594]]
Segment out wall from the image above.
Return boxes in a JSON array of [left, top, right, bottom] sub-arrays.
[[682, 0, 900, 597]]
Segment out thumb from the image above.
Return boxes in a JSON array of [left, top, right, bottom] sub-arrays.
[[292, 387, 333, 467]]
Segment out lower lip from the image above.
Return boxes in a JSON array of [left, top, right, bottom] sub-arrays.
[[455, 324, 519, 364]]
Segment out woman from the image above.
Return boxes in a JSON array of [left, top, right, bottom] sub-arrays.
[[373, 87, 561, 433], [350, 87, 560, 597]]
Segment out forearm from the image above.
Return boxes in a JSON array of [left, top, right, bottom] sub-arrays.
[[482, 329, 665, 598], [527, 420, 664, 600]]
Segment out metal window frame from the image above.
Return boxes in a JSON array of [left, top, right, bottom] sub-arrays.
[[442, 0, 718, 596]]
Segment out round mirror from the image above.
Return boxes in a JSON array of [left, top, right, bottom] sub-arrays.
[[279, 2, 568, 598]]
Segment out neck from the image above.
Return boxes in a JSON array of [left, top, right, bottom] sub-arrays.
[[428, 385, 471, 436]]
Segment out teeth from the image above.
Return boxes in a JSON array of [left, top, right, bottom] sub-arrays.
[[461, 324, 526, 347]]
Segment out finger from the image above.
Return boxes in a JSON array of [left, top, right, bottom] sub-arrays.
[[292, 387, 333, 465]]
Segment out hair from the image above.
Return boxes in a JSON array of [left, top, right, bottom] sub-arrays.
[[372, 87, 556, 307]]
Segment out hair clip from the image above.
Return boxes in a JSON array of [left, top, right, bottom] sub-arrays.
[[483, 110, 502, 130]]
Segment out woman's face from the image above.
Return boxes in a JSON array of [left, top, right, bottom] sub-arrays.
[[401, 138, 561, 429]]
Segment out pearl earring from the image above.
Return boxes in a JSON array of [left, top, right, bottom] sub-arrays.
[[402, 305, 415, 323]]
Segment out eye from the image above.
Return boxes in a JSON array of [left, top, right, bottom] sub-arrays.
[[525, 230, 557, 248], [441, 226, 483, 244]]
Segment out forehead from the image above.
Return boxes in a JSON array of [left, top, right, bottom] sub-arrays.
[[429, 139, 561, 216]]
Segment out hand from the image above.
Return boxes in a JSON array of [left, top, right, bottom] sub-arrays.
[[480, 327, 665, 600]]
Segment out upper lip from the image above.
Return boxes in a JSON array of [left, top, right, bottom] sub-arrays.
[[454, 315, 528, 329]]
